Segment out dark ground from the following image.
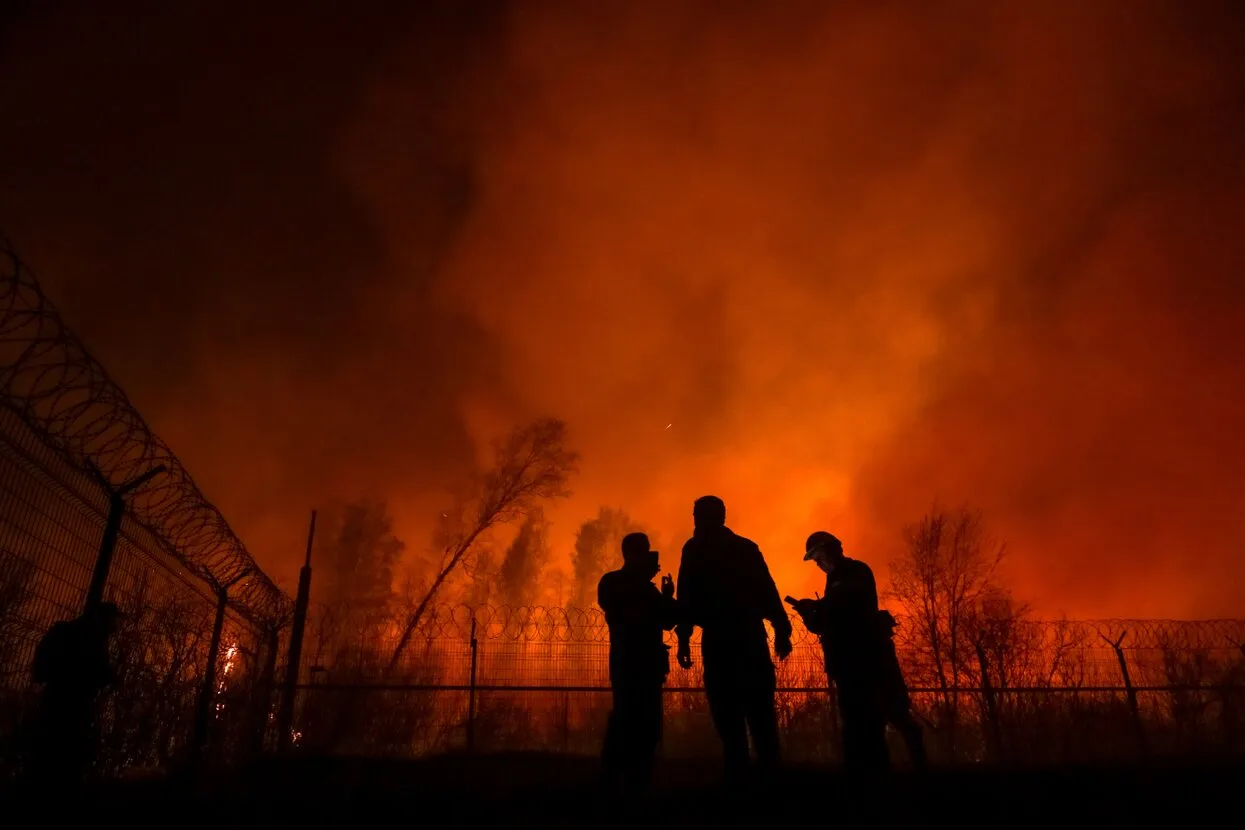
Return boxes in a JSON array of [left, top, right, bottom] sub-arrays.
[[6, 753, 1245, 828]]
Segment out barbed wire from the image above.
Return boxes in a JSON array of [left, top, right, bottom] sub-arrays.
[[409, 604, 1245, 651], [1072, 618, 1245, 650], [0, 235, 290, 624], [420, 604, 611, 642]]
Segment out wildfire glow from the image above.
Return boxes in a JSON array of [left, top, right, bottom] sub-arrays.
[[6, 3, 1244, 622], [214, 642, 239, 715]]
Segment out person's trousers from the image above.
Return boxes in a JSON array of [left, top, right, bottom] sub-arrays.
[[878, 641, 927, 768], [601, 680, 664, 788], [702, 637, 780, 779], [28, 697, 94, 789], [835, 678, 891, 777]]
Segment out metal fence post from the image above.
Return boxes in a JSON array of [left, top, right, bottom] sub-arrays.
[[278, 509, 316, 752], [83, 464, 166, 614], [1105, 631, 1148, 757], [976, 644, 1004, 762], [250, 623, 281, 757], [192, 585, 230, 758], [467, 615, 478, 753]]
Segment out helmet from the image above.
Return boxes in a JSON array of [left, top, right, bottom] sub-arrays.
[[804, 531, 842, 561]]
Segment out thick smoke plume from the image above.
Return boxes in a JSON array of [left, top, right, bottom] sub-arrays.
[[2, 1, 1243, 616]]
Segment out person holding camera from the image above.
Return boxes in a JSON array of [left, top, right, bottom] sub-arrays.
[[598, 531, 679, 796]]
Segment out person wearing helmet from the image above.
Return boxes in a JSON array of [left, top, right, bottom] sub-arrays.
[[675, 496, 793, 785], [788, 532, 924, 776], [597, 532, 678, 796]]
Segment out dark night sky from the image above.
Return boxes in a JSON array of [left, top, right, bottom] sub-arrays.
[[3, 1, 1244, 616]]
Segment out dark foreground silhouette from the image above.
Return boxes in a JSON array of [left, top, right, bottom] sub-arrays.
[[597, 531, 678, 795], [789, 531, 927, 775], [27, 601, 121, 788], [676, 495, 793, 783], [9, 753, 1242, 828]]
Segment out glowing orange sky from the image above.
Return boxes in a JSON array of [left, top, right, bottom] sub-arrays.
[[2, 2, 1243, 618]]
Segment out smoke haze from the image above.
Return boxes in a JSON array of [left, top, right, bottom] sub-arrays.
[[3, 1, 1243, 617]]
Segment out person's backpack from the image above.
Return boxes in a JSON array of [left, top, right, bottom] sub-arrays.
[[875, 609, 900, 640]]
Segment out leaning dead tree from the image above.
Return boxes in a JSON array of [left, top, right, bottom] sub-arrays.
[[323, 418, 577, 750], [385, 417, 578, 675]]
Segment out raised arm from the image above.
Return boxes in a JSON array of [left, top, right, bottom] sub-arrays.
[[659, 595, 678, 631], [658, 575, 679, 631]]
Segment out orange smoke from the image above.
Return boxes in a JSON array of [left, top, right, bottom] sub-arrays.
[[2, 2, 1243, 618]]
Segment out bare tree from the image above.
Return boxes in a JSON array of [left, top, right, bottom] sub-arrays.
[[306, 601, 346, 676], [101, 574, 216, 769], [463, 543, 500, 608], [1043, 616, 1090, 688], [887, 504, 1008, 755], [385, 418, 578, 673], [967, 588, 1035, 689]]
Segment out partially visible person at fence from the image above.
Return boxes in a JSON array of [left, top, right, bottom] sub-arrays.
[[598, 531, 679, 797], [675, 495, 793, 786], [27, 601, 123, 787], [787, 531, 925, 778]]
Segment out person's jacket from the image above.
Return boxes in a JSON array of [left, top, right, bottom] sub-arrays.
[[675, 526, 791, 645], [599, 567, 678, 682], [800, 557, 890, 679]]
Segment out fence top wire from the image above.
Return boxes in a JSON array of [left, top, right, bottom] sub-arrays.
[[0, 235, 291, 625], [411, 604, 1245, 651]]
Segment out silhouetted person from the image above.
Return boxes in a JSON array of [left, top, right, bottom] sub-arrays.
[[675, 496, 793, 785], [788, 532, 925, 778], [28, 601, 121, 787], [598, 532, 678, 796]]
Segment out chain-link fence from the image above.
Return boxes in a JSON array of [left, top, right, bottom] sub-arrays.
[[0, 237, 291, 776], [0, 400, 283, 774], [291, 605, 1245, 765]]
